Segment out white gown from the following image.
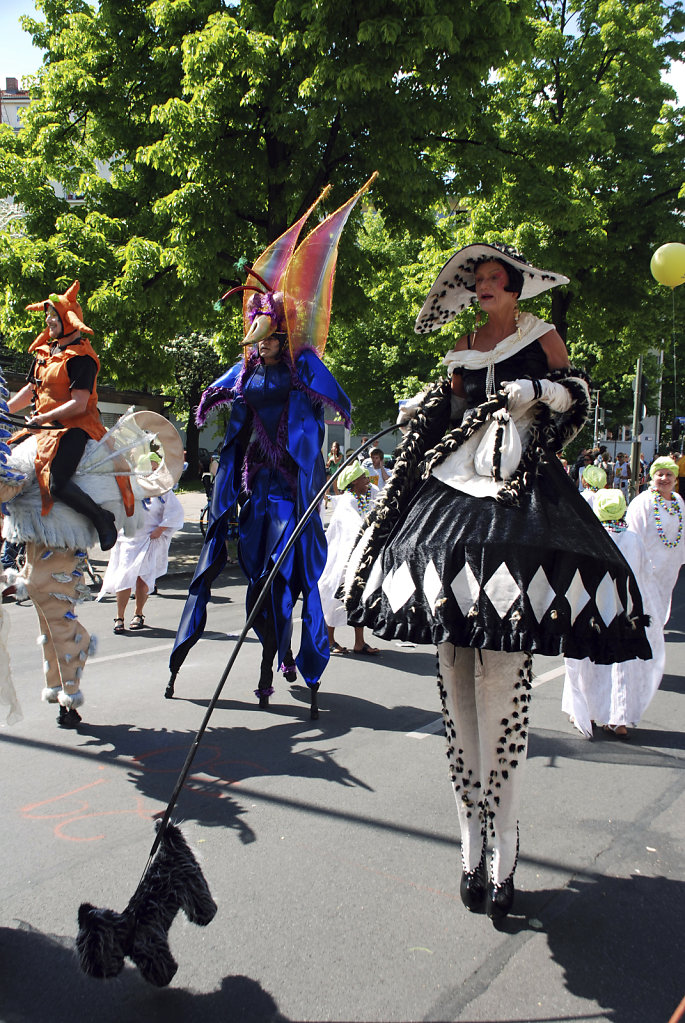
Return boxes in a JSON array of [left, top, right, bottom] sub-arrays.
[[625, 488, 685, 626], [99, 492, 184, 595], [319, 486, 379, 628], [562, 526, 665, 735]]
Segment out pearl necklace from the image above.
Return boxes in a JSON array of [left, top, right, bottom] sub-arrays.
[[652, 488, 683, 548]]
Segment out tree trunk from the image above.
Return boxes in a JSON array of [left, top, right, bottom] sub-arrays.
[[184, 409, 201, 479], [551, 288, 573, 343]]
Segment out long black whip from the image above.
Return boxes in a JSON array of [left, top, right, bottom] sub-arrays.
[[149, 424, 397, 867]]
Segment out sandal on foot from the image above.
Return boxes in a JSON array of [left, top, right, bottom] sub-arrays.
[[329, 642, 348, 656], [603, 724, 630, 740], [353, 642, 380, 656], [128, 614, 145, 631], [113, 617, 125, 634]]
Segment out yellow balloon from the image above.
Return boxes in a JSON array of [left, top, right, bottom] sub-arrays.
[[650, 242, 685, 288]]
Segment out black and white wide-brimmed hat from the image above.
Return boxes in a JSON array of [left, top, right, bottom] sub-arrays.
[[414, 242, 569, 334]]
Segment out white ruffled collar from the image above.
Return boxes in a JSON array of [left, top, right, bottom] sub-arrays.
[[441, 312, 552, 378]]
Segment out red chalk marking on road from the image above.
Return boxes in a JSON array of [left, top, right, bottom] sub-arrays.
[[21, 778, 107, 818], [53, 796, 151, 842]]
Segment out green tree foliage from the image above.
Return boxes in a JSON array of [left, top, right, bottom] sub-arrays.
[[344, 0, 685, 439], [161, 331, 222, 476], [453, 0, 685, 386], [328, 1, 685, 431], [326, 206, 471, 428], [0, 0, 531, 390]]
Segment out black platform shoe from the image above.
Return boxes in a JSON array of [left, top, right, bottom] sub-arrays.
[[460, 841, 487, 912], [486, 823, 519, 922], [460, 859, 487, 912], [282, 650, 297, 683], [485, 875, 515, 921], [255, 685, 274, 709], [310, 683, 320, 720]]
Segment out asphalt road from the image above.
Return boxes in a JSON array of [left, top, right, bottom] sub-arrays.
[[0, 507, 683, 1023]]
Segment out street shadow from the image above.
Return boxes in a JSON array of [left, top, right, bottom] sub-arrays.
[[323, 642, 438, 678], [528, 725, 685, 768], [0, 922, 290, 1023], [460, 874, 684, 1023], [114, 625, 180, 639], [75, 710, 378, 839], [541, 874, 683, 1023], [659, 671, 685, 694], [152, 591, 235, 604], [73, 673, 439, 838]]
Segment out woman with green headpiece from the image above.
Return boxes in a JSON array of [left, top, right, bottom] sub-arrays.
[[562, 489, 664, 739], [626, 457, 685, 628], [579, 464, 606, 510]]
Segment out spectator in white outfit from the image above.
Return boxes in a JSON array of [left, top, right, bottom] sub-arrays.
[[100, 490, 184, 632], [579, 465, 606, 509], [625, 456, 685, 628], [319, 462, 380, 656], [563, 489, 664, 740]]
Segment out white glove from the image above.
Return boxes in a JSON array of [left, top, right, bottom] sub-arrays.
[[397, 391, 426, 433], [539, 378, 575, 413], [502, 379, 537, 410]]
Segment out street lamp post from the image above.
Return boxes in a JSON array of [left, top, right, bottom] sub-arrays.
[[629, 355, 644, 502]]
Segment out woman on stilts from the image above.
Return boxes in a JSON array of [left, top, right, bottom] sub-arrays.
[[170, 178, 376, 716], [346, 243, 652, 921]]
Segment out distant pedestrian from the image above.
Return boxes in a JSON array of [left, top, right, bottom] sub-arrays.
[[325, 440, 343, 507], [625, 456, 685, 628], [577, 452, 593, 491], [615, 452, 630, 499], [100, 490, 184, 633], [319, 463, 380, 657], [563, 489, 664, 740], [671, 448, 685, 497], [579, 465, 606, 509], [362, 447, 391, 491]]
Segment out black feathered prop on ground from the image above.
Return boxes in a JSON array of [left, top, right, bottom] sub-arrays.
[[75, 427, 395, 986], [76, 821, 217, 986]]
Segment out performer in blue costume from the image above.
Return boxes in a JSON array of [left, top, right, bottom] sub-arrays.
[[170, 177, 375, 716]]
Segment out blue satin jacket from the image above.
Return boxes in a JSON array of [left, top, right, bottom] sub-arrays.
[[170, 348, 351, 686]]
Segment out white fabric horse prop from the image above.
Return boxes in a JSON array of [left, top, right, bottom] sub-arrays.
[[0, 409, 183, 725]]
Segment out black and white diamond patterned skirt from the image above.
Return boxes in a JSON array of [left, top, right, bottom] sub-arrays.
[[348, 467, 652, 665]]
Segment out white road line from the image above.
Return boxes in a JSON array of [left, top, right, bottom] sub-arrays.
[[89, 617, 304, 666], [532, 664, 565, 687], [90, 642, 174, 665], [406, 718, 444, 739], [406, 663, 565, 738]]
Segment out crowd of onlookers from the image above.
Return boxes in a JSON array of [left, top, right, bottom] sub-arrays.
[[562, 444, 685, 500]]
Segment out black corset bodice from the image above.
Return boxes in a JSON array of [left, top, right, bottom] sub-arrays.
[[459, 339, 549, 406]]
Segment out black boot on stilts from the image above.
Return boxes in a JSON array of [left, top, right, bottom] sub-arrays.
[[255, 649, 275, 709], [282, 649, 297, 683], [486, 826, 519, 923], [55, 480, 118, 551], [460, 839, 487, 912], [256, 688, 273, 709], [486, 875, 515, 922], [309, 683, 320, 721]]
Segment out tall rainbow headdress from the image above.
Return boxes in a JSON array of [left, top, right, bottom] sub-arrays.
[[25, 280, 93, 350], [218, 173, 378, 360]]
